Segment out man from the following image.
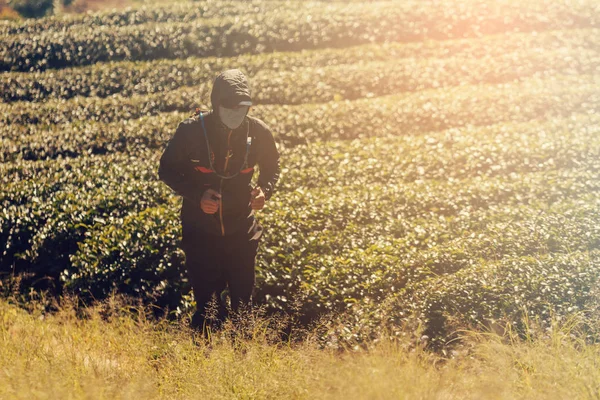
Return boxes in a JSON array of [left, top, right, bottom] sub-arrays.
[[158, 69, 280, 331]]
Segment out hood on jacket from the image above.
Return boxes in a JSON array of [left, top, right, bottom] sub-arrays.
[[210, 69, 253, 112]]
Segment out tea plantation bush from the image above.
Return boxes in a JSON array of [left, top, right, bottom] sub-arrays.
[[2, 0, 598, 71], [4, 28, 598, 102], [2, 73, 599, 161], [2, 0, 600, 346], [0, 151, 170, 284], [7, 0, 53, 18], [3, 113, 599, 326], [66, 205, 186, 312], [396, 249, 600, 346], [0, 0, 287, 35], [57, 166, 600, 323]]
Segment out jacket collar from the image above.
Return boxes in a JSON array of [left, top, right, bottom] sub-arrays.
[[203, 110, 249, 150]]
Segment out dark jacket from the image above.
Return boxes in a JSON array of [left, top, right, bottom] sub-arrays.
[[158, 70, 280, 237]]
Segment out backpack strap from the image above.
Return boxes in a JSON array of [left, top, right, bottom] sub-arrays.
[[198, 111, 252, 179]]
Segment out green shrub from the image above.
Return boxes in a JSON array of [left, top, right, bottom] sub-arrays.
[[2, 0, 598, 71], [8, 0, 53, 18], [4, 28, 598, 102], [2, 0, 600, 348]]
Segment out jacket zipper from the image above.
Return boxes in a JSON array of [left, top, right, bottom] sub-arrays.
[[219, 129, 233, 236]]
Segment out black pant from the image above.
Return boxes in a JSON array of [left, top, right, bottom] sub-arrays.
[[182, 225, 261, 330]]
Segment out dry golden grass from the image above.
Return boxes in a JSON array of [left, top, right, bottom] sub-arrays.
[[1, 295, 599, 400]]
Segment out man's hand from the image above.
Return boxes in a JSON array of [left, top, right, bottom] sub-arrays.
[[250, 186, 266, 210], [201, 188, 221, 214]]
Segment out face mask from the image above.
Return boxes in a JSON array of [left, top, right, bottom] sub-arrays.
[[218, 105, 249, 130]]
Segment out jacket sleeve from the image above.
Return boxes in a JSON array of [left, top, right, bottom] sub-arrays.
[[256, 124, 281, 201], [158, 121, 207, 204]]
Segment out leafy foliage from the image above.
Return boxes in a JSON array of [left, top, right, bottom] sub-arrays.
[[2, 73, 599, 161], [3, 28, 598, 102], [7, 0, 53, 18], [2, 0, 599, 347], [2, 0, 598, 71]]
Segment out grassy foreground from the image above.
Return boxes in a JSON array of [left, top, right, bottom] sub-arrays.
[[1, 297, 599, 400]]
